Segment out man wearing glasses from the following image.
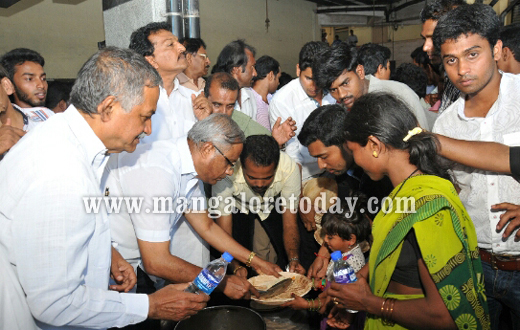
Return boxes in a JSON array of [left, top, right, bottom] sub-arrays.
[[178, 38, 210, 93], [105, 114, 282, 305]]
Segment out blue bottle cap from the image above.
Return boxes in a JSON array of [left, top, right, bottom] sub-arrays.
[[222, 252, 234, 262], [331, 251, 342, 261]]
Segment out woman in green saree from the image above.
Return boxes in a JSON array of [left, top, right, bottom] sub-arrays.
[[326, 92, 489, 330]]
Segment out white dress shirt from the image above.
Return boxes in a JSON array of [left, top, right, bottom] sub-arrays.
[[433, 73, 520, 255], [366, 75, 430, 130], [237, 87, 258, 119], [141, 83, 186, 144], [0, 105, 148, 330], [269, 78, 336, 181], [141, 79, 207, 267], [105, 137, 209, 276]]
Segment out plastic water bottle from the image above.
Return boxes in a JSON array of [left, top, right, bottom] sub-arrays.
[[184, 252, 234, 295], [331, 250, 358, 313]]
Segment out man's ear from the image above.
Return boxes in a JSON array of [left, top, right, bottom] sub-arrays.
[[1, 77, 15, 96], [96, 96, 117, 122], [145, 55, 159, 70], [493, 39, 503, 62], [356, 64, 366, 80], [199, 141, 215, 157], [185, 53, 193, 66], [375, 64, 385, 78], [57, 100, 68, 112], [296, 64, 301, 77], [268, 71, 275, 81]]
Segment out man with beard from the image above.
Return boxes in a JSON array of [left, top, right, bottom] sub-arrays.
[[312, 42, 429, 129], [178, 38, 210, 93], [0, 48, 54, 130], [213, 135, 304, 274], [432, 5, 520, 329]]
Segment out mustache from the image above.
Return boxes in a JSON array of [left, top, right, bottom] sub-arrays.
[[137, 132, 146, 140]]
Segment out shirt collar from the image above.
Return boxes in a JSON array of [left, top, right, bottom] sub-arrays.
[[175, 136, 197, 176], [64, 104, 109, 170]]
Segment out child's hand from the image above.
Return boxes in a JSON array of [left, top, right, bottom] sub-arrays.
[[327, 306, 353, 329], [280, 293, 309, 310]]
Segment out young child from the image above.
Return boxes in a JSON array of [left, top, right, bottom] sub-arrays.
[[282, 201, 370, 329]]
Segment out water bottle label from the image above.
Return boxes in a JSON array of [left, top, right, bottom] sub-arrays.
[[334, 268, 357, 284], [193, 269, 220, 295]]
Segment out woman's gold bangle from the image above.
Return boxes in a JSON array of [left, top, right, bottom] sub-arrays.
[[245, 251, 256, 267], [233, 266, 244, 274]]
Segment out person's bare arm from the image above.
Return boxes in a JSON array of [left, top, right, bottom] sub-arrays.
[[215, 214, 233, 236], [185, 211, 282, 276], [328, 258, 456, 329], [436, 134, 511, 173], [138, 240, 202, 283], [282, 211, 305, 274]]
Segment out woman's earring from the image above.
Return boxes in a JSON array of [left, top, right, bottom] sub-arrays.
[[373, 151, 378, 158]]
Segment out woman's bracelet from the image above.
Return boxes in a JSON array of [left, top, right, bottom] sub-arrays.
[[314, 252, 329, 259], [233, 265, 245, 275], [245, 251, 256, 267], [381, 298, 396, 326]]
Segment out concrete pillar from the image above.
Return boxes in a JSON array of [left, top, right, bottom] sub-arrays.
[[102, 0, 167, 48]]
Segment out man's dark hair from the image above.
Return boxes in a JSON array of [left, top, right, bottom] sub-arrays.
[[0, 64, 8, 80], [181, 38, 207, 54], [45, 81, 73, 110], [500, 24, 520, 62], [358, 43, 391, 76], [240, 135, 280, 169], [129, 22, 172, 57], [298, 41, 329, 72], [298, 104, 348, 148], [0, 48, 45, 81], [312, 42, 359, 90], [204, 72, 240, 98], [252, 55, 280, 82], [411, 46, 431, 66], [211, 39, 256, 74], [393, 63, 428, 99], [433, 4, 500, 52], [278, 72, 292, 90], [420, 0, 467, 22]]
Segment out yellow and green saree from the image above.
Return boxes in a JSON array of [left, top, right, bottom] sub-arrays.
[[365, 175, 490, 330]]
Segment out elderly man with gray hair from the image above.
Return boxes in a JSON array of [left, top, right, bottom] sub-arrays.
[[0, 47, 209, 330], [105, 113, 282, 304]]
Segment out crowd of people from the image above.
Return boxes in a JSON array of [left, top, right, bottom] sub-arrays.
[[1, 1, 520, 329]]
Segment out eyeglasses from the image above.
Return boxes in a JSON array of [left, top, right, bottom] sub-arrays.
[[213, 144, 235, 168]]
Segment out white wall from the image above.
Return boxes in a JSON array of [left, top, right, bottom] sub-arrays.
[[0, 0, 105, 79], [200, 0, 319, 75]]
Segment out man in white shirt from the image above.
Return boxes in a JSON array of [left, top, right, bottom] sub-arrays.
[[212, 39, 258, 119], [213, 135, 304, 273], [0, 48, 54, 129], [312, 42, 430, 130], [0, 47, 208, 330], [269, 41, 335, 183], [129, 22, 212, 269], [106, 114, 280, 302], [432, 5, 520, 329], [497, 24, 520, 75]]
